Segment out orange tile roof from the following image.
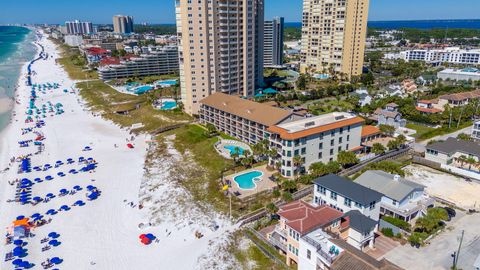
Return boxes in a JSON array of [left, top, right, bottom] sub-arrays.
[[416, 106, 442, 114], [278, 200, 343, 235], [268, 116, 365, 140], [361, 125, 381, 138]]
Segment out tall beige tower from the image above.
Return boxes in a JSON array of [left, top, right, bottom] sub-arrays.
[[176, 0, 264, 115], [300, 0, 369, 79]]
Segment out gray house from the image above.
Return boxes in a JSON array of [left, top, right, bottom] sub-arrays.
[[355, 170, 434, 223], [373, 103, 406, 129]]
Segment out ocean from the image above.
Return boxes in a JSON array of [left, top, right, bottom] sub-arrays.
[[285, 19, 480, 29], [0, 26, 37, 132]]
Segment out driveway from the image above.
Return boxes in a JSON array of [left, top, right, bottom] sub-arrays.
[[366, 234, 400, 259], [383, 213, 480, 270]]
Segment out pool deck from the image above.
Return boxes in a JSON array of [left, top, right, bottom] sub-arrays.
[[225, 165, 277, 199], [214, 139, 252, 159]]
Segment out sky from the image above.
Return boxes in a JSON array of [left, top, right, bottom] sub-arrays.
[[1, 0, 479, 24]]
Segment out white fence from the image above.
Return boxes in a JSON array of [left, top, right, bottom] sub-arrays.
[[441, 164, 480, 180]]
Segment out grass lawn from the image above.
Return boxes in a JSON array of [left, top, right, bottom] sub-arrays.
[[77, 80, 191, 133], [416, 121, 472, 141], [406, 123, 435, 139]]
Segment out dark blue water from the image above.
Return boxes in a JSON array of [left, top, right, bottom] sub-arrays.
[[285, 19, 480, 29]]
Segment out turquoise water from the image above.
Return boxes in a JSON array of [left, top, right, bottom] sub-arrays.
[[157, 79, 177, 86], [134, 85, 153, 94], [0, 26, 36, 131], [234, 171, 263, 190], [313, 74, 330, 80], [224, 145, 245, 155], [160, 101, 177, 110]]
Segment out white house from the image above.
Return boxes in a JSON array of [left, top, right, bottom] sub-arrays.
[[356, 170, 434, 223], [312, 174, 383, 221], [351, 88, 373, 107]]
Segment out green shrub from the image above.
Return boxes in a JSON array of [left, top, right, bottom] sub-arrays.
[[381, 228, 394, 237], [395, 233, 402, 239], [382, 216, 411, 232]]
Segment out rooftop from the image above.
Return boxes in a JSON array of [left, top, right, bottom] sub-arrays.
[[343, 210, 377, 234], [268, 113, 364, 140], [427, 137, 480, 157], [439, 89, 480, 102], [355, 170, 424, 202], [361, 125, 381, 138], [314, 174, 383, 206], [278, 200, 343, 235], [415, 106, 442, 114], [200, 93, 293, 127]]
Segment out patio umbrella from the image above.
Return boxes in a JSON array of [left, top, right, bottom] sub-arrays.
[[50, 257, 62, 264]]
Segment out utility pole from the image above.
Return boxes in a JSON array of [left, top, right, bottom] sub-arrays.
[[453, 230, 465, 269]]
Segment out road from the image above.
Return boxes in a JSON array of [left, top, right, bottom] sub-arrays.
[[413, 125, 472, 153], [384, 212, 480, 270]]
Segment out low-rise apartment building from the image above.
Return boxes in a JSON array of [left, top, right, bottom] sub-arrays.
[[400, 47, 480, 65], [199, 93, 296, 145], [312, 174, 383, 222], [438, 68, 480, 82], [98, 46, 178, 80], [425, 137, 480, 167], [267, 113, 364, 178], [356, 170, 434, 223]]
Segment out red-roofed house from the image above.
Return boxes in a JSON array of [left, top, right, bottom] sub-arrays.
[[268, 200, 345, 266], [84, 47, 111, 64], [416, 99, 443, 114]]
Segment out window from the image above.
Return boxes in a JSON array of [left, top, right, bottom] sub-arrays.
[[369, 201, 376, 210], [330, 139, 334, 146], [319, 186, 326, 195], [319, 142, 323, 149], [331, 191, 337, 200], [330, 149, 334, 155], [318, 152, 323, 159], [347, 135, 350, 141], [307, 249, 311, 259], [344, 198, 352, 207], [301, 147, 306, 155], [339, 137, 343, 144], [392, 200, 397, 206], [355, 202, 362, 208]]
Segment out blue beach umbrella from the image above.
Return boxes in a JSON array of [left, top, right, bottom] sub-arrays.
[[48, 240, 61, 246], [50, 257, 63, 264], [59, 189, 68, 194], [12, 259, 23, 265], [46, 193, 55, 198], [60, 205, 70, 211], [16, 215, 25, 220], [46, 209, 57, 215], [32, 196, 42, 202], [13, 239, 24, 246], [48, 232, 59, 238], [73, 185, 81, 190]]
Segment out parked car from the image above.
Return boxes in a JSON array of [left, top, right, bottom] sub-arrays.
[[443, 207, 456, 220]]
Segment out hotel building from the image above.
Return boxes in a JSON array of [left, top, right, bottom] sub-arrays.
[[199, 93, 296, 145], [98, 46, 178, 80], [264, 17, 284, 66], [267, 112, 364, 178], [300, 0, 369, 78], [175, 0, 265, 115], [400, 47, 480, 65], [65, 20, 94, 35], [113, 15, 134, 34]]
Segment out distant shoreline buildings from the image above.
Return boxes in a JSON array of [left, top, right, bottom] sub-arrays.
[[65, 20, 94, 35], [264, 17, 284, 67], [400, 47, 480, 65]]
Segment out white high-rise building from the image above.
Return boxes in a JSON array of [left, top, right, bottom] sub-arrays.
[[175, 0, 264, 115], [264, 17, 284, 66], [65, 20, 94, 35], [400, 47, 480, 65]]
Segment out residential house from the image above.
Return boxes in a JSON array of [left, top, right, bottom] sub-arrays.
[[356, 170, 434, 223], [267, 113, 364, 178], [382, 85, 404, 98], [416, 99, 443, 114], [401, 79, 418, 95], [417, 74, 437, 86], [312, 174, 383, 222], [472, 120, 480, 140], [425, 137, 480, 172], [351, 88, 373, 107], [269, 200, 344, 266], [372, 103, 407, 129], [436, 89, 480, 108]]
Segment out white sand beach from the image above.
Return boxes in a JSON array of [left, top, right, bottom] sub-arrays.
[[0, 31, 235, 269]]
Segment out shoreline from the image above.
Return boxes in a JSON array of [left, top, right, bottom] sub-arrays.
[[0, 29, 235, 269]]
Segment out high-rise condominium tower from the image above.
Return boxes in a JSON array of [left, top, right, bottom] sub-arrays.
[[264, 17, 284, 66], [300, 0, 369, 79], [65, 20, 94, 35], [175, 0, 264, 115], [113, 15, 134, 34]]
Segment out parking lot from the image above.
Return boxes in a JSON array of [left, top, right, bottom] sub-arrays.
[[404, 164, 480, 210], [383, 212, 480, 270]]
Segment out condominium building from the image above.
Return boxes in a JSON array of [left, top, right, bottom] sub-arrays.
[[300, 0, 370, 78], [199, 93, 296, 145], [267, 112, 364, 178], [400, 47, 480, 65], [264, 17, 284, 66], [438, 68, 480, 82], [98, 46, 178, 80], [65, 20, 94, 35], [113, 15, 134, 34], [175, 0, 264, 115]]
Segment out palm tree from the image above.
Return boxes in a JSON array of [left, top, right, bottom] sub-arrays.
[[293, 155, 304, 179], [456, 155, 468, 168], [466, 157, 476, 170]]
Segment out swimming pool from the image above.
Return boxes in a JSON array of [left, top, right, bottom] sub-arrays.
[[160, 101, 177, 110], [156, 80, 178, 87], [234, 170, 263, 190], [224, 145, 245, 155], [134, 86, 154, 94]]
